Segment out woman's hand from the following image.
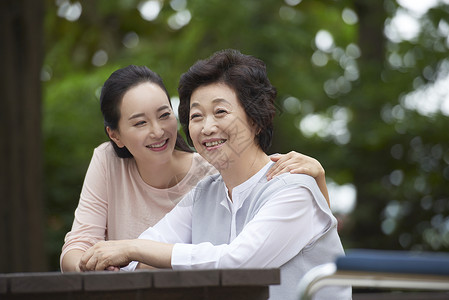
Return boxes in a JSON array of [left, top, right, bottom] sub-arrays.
[[79, 239, 174, 271], [267, 151, 324, 179], [79, 240, 133, 271], [267, 151, 330, 207]]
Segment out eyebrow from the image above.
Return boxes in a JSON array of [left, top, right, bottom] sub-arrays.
[[190, 98, 231, 109], [128, 113, 145, 120], [128, 105, 170, 120]]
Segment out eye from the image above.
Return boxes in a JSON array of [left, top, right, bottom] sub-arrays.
[[190, 113, 202, 120], [160, 112, 171, 119], [134, 120, 146, 126], [215, 109, 228, 116]]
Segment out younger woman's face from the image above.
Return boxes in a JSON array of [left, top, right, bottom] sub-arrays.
[[108, 82, 178, 164]]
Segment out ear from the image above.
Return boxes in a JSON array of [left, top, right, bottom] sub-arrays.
[[106, 127, 125, 148]]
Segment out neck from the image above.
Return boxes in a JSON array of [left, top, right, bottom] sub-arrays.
[[220, 147, 270, 198], [135, 150, 192, 189]]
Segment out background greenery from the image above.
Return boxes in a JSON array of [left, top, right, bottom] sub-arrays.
[[43, 0, 449, 271]]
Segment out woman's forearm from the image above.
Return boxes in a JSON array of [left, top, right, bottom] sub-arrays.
[[131, 239, 174, 269], [79, 239, 174, 271], [61, 249, 85, 272]]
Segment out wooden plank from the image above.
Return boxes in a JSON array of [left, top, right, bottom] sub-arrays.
[[2, 269, 278, 299], [83, 270, 153, 291], [9, 272, 82, 293], [206, 286, 270, 300], [139, 287, 209, 300], [1, 292, 83, 300], [153, 269, 220, 288], [131, 286, 268, 300], [221, 269, 280, 286]]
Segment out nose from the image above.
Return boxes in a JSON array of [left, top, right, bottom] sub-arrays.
[[201, 116, 217, 136], [149, 122, 164, 139]]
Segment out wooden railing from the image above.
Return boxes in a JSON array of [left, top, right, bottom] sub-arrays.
[[0, 268, 280, 300]]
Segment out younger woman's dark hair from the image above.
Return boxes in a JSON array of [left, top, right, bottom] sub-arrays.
[[178, 49, 277, 152], [100, 65, 193, 158]]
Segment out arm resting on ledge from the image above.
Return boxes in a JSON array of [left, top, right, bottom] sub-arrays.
[[79, 239, 173, 271]]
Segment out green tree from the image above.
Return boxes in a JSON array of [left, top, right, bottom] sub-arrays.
[[42, 0, 449, 270]]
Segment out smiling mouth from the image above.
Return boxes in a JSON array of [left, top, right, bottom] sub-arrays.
[[203, 139, 226, 148], [147, 139, 168, 149]]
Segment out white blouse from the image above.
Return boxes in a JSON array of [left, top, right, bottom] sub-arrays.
[[124, 161, 329, 271]]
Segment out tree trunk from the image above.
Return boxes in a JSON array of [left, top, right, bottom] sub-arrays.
[[0, 0, 47, 272]]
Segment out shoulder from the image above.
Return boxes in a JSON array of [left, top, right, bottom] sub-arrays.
[[270, 173, 317, 190], [94, 141, 116, 157], [191, 153, 218, 176], [261, 173, 330, 211], [189, 171, 223, 200], [195, 171, 222, 188], [93, 142, 130, 162], [257, 173, 321, 201], [91, 141, 132, 170]]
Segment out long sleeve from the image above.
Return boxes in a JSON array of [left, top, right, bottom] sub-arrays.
[[123, 177, 327, 271], [122, 163, 332, 273], [60, 147, 109, 266], [124, 169, 347, 300], [171, 184, 326, 270]]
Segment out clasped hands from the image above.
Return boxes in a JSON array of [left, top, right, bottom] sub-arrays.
[[79, 240, 132, 271], [79, 239, 172, 271]]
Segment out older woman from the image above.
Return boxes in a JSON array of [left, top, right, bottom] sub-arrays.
[[79, 49, 350, 300]]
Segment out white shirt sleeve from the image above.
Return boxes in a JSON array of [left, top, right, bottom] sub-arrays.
[[171, 184, 327, 270], [121, 191, 195, 271]]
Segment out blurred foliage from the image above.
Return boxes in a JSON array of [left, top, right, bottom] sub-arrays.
[[43, 0, 449, 270]]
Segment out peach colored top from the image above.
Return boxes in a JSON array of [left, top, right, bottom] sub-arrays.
[[60, 142, 216, 266]]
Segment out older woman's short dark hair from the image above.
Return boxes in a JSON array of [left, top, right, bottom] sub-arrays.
[[178, 49, 277, 152]]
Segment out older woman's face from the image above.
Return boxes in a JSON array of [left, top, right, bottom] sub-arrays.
[[188, 83, 258, 170]]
